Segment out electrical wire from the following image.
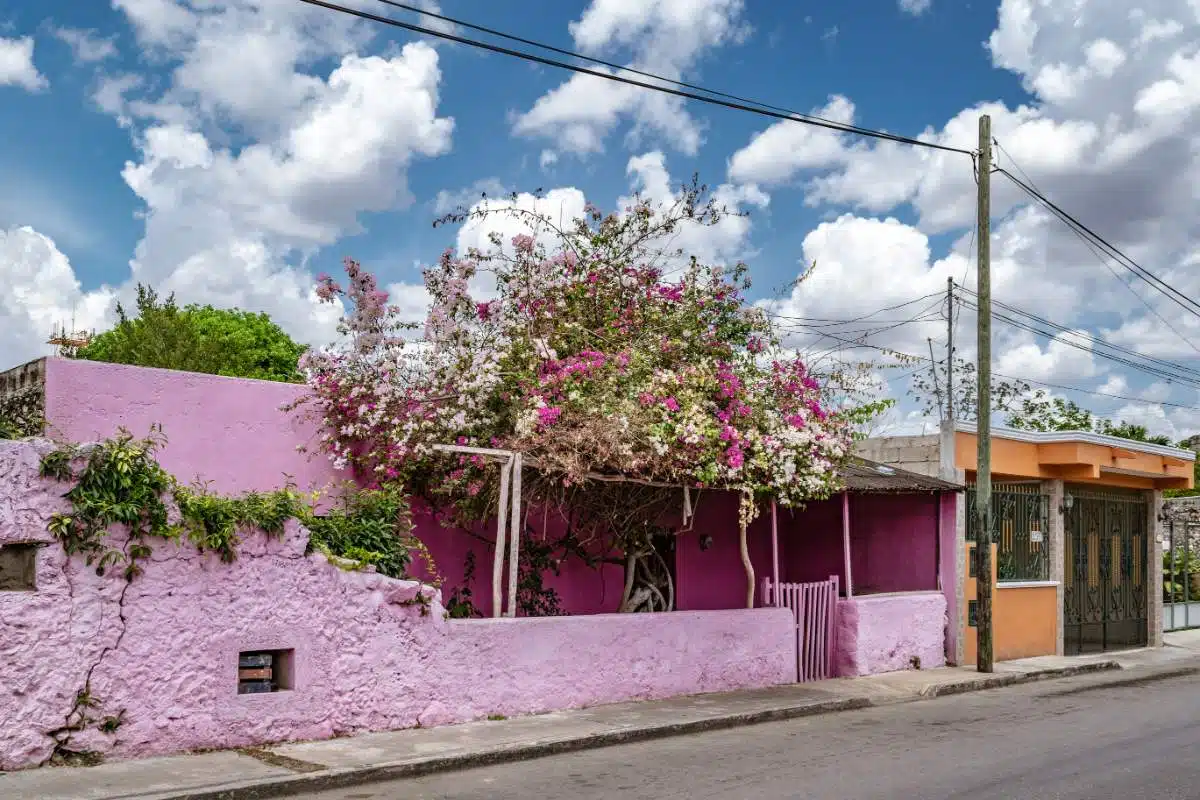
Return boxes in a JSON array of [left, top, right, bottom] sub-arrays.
[[806, 327, 1200, 411], [995, 167, 1200, 321], [993, 139, 1200, 356], [957, 297, 1200, 390], [955, 287, 1200, 383], [295, 0, 975, 155]]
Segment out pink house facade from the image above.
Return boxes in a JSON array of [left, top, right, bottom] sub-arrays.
[[0, 358, 959, 768]]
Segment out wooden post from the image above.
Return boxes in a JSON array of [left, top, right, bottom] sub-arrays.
[[771, 500, 780, 606], [842, 491, 854, 597], [975, 113, 995, 672], [506, 453, 523, 618], [946, 277, 955, 423], [492, 457, 512, 617]]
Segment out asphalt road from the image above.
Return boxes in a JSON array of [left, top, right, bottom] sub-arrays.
[[305, 671, 1200, 800]]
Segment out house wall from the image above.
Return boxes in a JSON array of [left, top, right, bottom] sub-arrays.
[[674, 492, 773, 611], [776, 493, 946, 596], [40, 358, 345, 494], [962, 544, 1058, 663], [835, 592, 947, 676], [853, 435, 942, 479], [0, 439, 796, 771]]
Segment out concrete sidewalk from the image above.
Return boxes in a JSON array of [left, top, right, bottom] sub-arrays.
[[6, 640, 1200, 800]]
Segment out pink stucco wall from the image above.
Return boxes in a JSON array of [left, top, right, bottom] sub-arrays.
[[409, 504, 628, 617], [0, 440, 795, 770], [778, 493, 943, 594], [834, 592, 947, 677], [40, 358, 344, 494]]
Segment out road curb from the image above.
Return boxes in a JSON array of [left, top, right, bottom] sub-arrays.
[[138, 659, 1145, 800], [920, 659, 1122, 698]]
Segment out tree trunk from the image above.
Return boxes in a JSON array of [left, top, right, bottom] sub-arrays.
[[740, 516, 754, 609]]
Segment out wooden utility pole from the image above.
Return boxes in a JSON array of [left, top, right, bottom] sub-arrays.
[[946, 277, 954, 423], [975, 115, 994, 673]]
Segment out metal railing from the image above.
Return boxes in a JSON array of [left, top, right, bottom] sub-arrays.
[[1165, 518, 1200, 631], [966, 484, 1050, 582]]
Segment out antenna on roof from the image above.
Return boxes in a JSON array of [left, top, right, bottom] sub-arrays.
[[47, 318, 94, 358]]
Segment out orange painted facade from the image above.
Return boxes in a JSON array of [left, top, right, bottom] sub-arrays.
[[963, 543, 1058, 663], [954, 431, 1193, 490]]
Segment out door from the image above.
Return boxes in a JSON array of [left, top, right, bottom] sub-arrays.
[[1064, 489, 1148, 654]]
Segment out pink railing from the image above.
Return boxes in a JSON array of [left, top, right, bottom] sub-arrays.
[[761, 575, 840, 682]]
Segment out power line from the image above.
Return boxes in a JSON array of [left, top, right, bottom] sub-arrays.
[[765, 292, 945, 326], [958, 298, 1200, 390], [995, 166, 1200, 321], [957, 287, 1200, 377], [297, 0, 974, 155], [955, 290, 1200, 388], [807, 327, 1200, 411], [992, 139, 1200, 356]]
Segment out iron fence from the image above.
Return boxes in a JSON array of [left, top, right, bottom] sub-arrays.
[[1164, 518, 1200, 631], [966, 484, 1050, 582]]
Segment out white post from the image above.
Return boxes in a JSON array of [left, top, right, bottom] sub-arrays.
[[492, 457, 512, 617], [506, 453, 523, 618]]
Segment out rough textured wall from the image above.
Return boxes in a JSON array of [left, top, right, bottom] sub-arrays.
[[853, 435, 942, 479], [836, 593, 947, 676], [0, 440, 795, 770], [41, 358, 344, 494]]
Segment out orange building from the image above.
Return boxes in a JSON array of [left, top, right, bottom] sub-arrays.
[[856, 422, 1195, 663]]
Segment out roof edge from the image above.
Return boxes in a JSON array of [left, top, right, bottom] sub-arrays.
[[953, 421, 1196, 462]]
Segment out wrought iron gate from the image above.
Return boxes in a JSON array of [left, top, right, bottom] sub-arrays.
[[966, 484, 1050, 582], [1064, 488, 1148, 654]]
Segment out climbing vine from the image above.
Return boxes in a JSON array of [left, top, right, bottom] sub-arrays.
[[35, 428, 429, 765], [38, 428, 427, 582]]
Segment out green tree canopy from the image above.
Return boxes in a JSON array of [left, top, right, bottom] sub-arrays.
[[1005, 390, 1172, 445], [74, 285, 307, 383]]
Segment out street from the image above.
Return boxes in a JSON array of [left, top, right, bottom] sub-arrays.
[[305, 671, 1200, 800]]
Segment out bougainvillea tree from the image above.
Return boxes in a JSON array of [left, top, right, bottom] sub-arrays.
[[301, 181, 874, 612]]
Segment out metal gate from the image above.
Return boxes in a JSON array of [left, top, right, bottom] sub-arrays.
[[1164, 517, 1200, 631], [1064, 488, 1148, 654], [966, 484, 1050, 582], [761, 575, 840, 682]]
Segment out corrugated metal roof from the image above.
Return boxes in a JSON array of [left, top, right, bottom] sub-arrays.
[[842, 457, 963, 494]]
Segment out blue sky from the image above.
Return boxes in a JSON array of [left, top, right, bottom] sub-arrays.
[[2, 0, 1024, 290], [3, 0, 1200, 439]]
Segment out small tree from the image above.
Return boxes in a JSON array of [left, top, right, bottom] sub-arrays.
[[908, 355, 1030, 422], [76, 285, 307, 383]]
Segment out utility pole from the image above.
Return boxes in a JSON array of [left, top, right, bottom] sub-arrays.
[[946, 277, 954, 423], [975, 115, 994, 673]]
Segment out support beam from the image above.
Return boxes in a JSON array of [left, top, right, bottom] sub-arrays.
[[771, 501, 780, 607], [842, 491, 854, 598], [493, 457, 512, 617], [506, 453, 523, 618]]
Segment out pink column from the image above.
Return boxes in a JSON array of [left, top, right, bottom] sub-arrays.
[[770, 500, 780, 606], [842, 491, 854, 597]]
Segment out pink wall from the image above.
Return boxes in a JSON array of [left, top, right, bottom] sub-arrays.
[[409, 504, 627, 618], [0, 440, 795, 770], [835, 592, 947, 676], [777, 493, 947, 596], [674, 492, 773, 611], [41, 358, 344, 494]]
